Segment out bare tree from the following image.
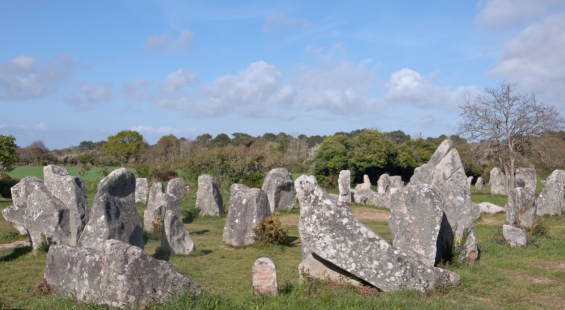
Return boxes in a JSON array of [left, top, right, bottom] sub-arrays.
[[457, 81, 565, 194]]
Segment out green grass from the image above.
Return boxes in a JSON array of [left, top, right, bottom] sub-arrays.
[[8, 166, 138, 182]]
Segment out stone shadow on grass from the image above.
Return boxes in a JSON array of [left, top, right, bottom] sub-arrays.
[[0, 246, 32, 262]]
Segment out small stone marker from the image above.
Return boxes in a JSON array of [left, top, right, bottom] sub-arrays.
[[252, 257, 277, 296], [476, 177, 483, 190]]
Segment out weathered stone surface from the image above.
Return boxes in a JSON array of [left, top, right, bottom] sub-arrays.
[[2, 204, 27, 235], [414, 165, 426, 176], [390, 176, 403, 189], [338, 170, 351, 203], [490, 167, 506, 195], [515, 167, 536, 190], [476, 177, 483, 190], [353, 189, 391, 208], [536, 170, 565, 216], [471, 203, 482, 221], [506, 186, 537, 229], [377, 174, 391, 193], [301, 243, 314, 260], [135, 178, 148, 204], [479, 202, 505, 213], [299, 253, 362, 286], [45, 239, 202, 308], [2, 177, 43, 235], [389, 184, 444, 266], [252, 257, 277, 296], [167, 178, 185, 200], [355, 175, 372, 190], [223, 184, 271, 246], [467, 176, 473, 192], [196, 175, 224, 216], [502, 225, 527, 247], [408, 139, 479, 262], [296, 175, 460, 292], [78, 168, 144, 251], [144, 182, 182, 232], [43, 165, 88, 247], [161, 210, 195, 254], [262, 168, 296, 213], [329, 193, 339, 200]]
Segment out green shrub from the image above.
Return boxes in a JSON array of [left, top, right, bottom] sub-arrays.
[[252, 212, 292, 247], [36, 233, 51, 253], [0, 177, 19, 198]]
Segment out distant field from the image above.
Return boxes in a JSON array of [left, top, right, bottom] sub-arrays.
[[8, 166, 138, 182]]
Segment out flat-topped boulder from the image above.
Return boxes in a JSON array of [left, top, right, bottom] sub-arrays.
[[515, 167, 536, 190], [135, 178, 148, 203], [78, 168, 144, 251], [2, 176, 43, 235], [479, 202, 505, 213], [262, 168, 296, 213], [144, 182, 182, 232], [503, 225, 527, 247], [167, 178, 185, 200], [196, 175, 224, 216], [161, 210, 195, 254], [536, 170, 565, 216], [506, 186, 537, 229], [223, 184, 271, 246], [338, 170, 351, 203], [296, 175, 459, 292], [45, 239, 202, 308], [490, 168, 506, 195]]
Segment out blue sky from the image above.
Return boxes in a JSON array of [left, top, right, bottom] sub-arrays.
[[2, 0, 565, 149]]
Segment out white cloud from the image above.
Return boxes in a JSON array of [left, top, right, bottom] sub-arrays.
[[143, 29, 195, 53], [130, 125, 200, 136], [66, 83, 113, 110], [262, 14, 312, 33], [0, 55, 79, 101], [384, 68, 479, 110], [475, 0, 565, 31], [488, 15, 565, 104]]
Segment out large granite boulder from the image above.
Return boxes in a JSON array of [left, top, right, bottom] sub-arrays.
[[490, 167, 506, 195], [502, 225, 527, 247], [506, 186, 537, 229], [45, 239, 201, 308], [338, 170, 351, 203], [353, 189, 391, 208], [476, 177, 483, 190], [223, 184, 271, 246], [78, 168, 144, 251], [390, 176, 403, 189], [296, 175, 459, 292], [408, 139, 479, 262], [144, 182, 182, 232], [536, 170, 565, 216], [161, 210, 195, 254], [377, 174, 391, 193], [298, 253, 363, 286], [196, 175, 224, 216], [167, 178, 185, 200], [135, 178, 148, 203], [262, 168, 296, 213], [2, 176, 43, 234], [389, 184, 445, 266], [479, 202, 505, 213], [515, 167, 536, 190], [43, 165, 89, 246]]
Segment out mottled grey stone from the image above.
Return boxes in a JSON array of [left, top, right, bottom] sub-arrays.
[[515, 179, 525, 188], [338, 170, 351, 203], [43, 165, 88, 247], [353, 189, 391, 208], [536, 170, 565, 216], [135, 178, 148, 204], [476, 177, 483, 190], [78, 168, 144, 251], [408, 139, 479, 262], [389, 184, 444, 266], [414, 165, 426, 176], [329, 193, 339, 200], [45, 239, 202, 308], [506, 186, 537, 229], [515, 167, 536, 190], [490, 168, 506, 195], [196, 175, 224, 216], [467, 176, 473, 192], [252, 257, 277, 296], [161, 210, 195, 254], [296, 175, 460, 292], [502, 225, 527, 247], [377, 174, 391, 194], [262, 168, 296, 214], [299, 253, 362, 286], [2, 177, 44, 234], [223, 184, 271, 246], [144, 182, 182, 232], [479, 202, 505, 213], [167, 178, 185, 200], [355, 175, 372, 190], [390, 176, 403, 189], [301, 243, 314, 260]]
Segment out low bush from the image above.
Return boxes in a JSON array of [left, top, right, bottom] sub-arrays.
[[252, 212, 292, 248], [0, 177, 19, 198]]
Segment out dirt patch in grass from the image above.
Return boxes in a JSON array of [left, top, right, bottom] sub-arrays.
[[219, 245, 255, 252], [502, 269, 553, 284], [537, 260, 565, 271], [0, 240, 29, 249], [351, 207, 390, 222]]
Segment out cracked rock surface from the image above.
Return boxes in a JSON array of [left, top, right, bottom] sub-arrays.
[[536, 170, 565, 216], [167, 178, 186, 200], [144, 182, 181, 232], [135, 178, 148, 204], [262, 168, 296, 214], [223, 184, 270, 246], [196, 175, 224, 216]]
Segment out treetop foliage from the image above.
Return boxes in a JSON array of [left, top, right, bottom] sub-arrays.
[[100, 130, 145, 167], [0, 135, 19, 174]]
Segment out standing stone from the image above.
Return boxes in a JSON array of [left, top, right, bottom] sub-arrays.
[[135, 178, 148, 204], [490, 168, 506, 195], [515, 167, 536, 190], [2, 177, 43, 235], [467, 176, 473, 192], [353, 189, 392, 208], [409, 139, 479, 262], [196, 175, 224, 216], [262, 168, 296, 213], [167, 178, 185, 200], [78, 168, 144, 251], [390, 176, 403, 189], [43, 165, 89, 247], [377, 174, 391, 193], [536, 170, 565, 216], [502, 225, 527, 247], [476, 177, 483, 190], [414, 165, 426, 176], [506, 186, 537, 229], [144, 182, 182, 232], [296, 175, 460, 292], [252, 257, 277, 296], [223, 184, 271, 246], [45, 239, 202, 308], [355, 175, 372, 190], [338, 170, 351, 203], [389, 184, 445, 266], [161, 210, 195, 254]]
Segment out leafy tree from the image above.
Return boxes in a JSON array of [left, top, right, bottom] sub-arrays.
[[307, 135, 324, 147], [0, 135, 19, 175], [232, 133, 256, 147], [196, 134, 212, 148], [212, 133, 231, 148], [262, 133, 277, 142], [277, 137, 288, 154], [77, 153, 93, 165], [100, 130, 145, 167], [79, 141, 95, 150], [385, 130, 411, 145], [349, 130, 398, 183], [93, 141, 106, 149], [314, 135, 350, 188], [275, 132, 288, 144], [28, 140, 49, 165]]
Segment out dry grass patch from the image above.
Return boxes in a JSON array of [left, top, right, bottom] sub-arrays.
[[351, 207, 390, 222]]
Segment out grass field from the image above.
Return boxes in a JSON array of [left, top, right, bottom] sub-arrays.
[[1, 174, 564, 309], [7, 165, 137, 182]]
